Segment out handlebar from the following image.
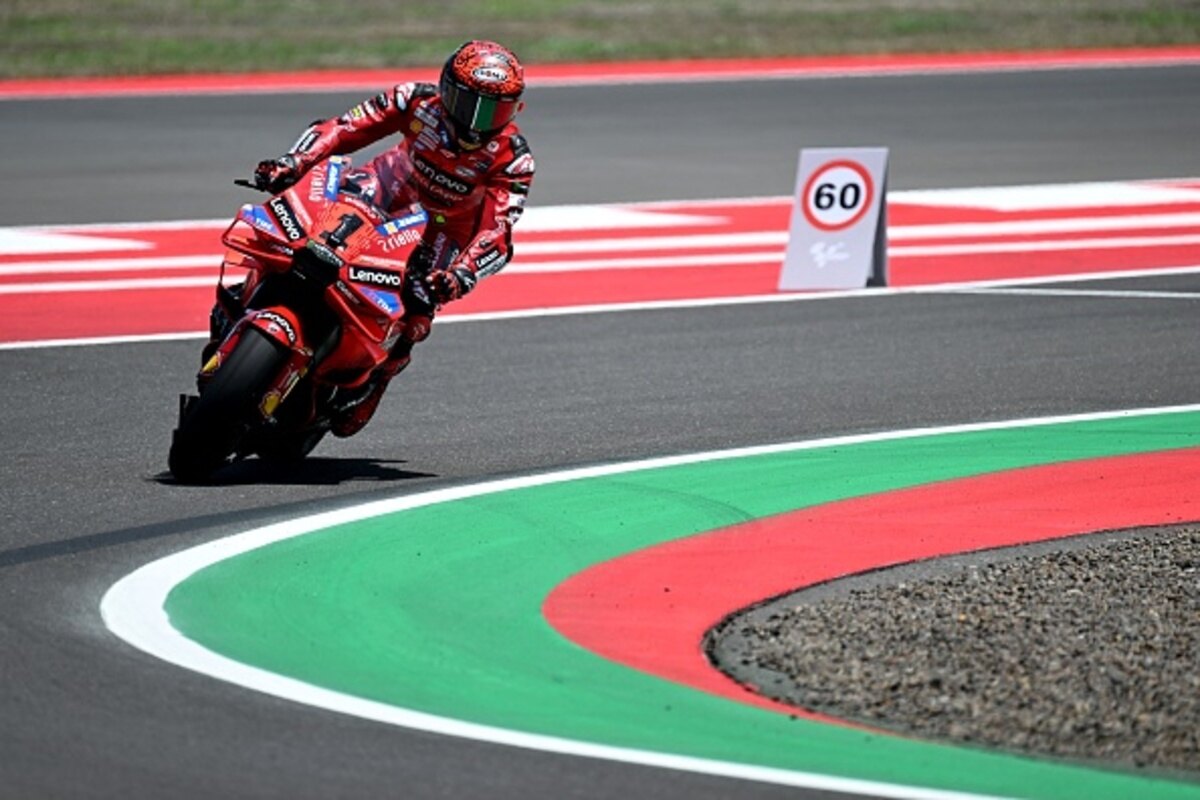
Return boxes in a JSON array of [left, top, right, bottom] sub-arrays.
[[234, 178, 264, 191]]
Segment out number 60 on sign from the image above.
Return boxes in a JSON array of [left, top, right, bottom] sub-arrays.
[[779, 147, 889, 290], [803, 160, 873, 231]]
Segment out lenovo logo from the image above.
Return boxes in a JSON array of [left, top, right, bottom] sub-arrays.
[[268, 197, 304, 241], [348, 265, 403, 287], [413, 156, 471, 195]]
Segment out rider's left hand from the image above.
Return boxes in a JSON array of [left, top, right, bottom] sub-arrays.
[[253, 154, 300, 193], [425, 266, 477, 304]]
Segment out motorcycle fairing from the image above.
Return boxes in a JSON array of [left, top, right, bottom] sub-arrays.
[[205, 155, 429, 424]]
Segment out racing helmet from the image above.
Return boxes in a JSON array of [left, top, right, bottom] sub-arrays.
[[439, 40, 525, 146]]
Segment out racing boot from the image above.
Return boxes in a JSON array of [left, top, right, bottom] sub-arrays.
[[330, 349, 411, 438]]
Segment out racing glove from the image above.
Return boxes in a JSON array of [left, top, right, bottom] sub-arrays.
[[425, 266, 478, 304], [253, 154, 301, 193]]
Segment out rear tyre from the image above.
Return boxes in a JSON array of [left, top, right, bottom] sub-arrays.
[[168, 328, 287, 483]]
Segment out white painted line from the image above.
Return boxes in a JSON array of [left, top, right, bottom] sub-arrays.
[[101, 403, 1200, 800], [0, 186, 1111, 235], [516, 231, 786, 255], [14, 218, 228, 234], [450, 265, 1200, 323], [521, 214, 1200, 254], [0, 331, 207, 351], [517, 204, 724, 231], [0, 258, 783, 291], [889, 212, 1200, 240], [947, 287, 1200, 300], [0, 255, 216, 276], [893, 233, 1200, 257], [0, 228, 152, 254], [3, 233, 1198, 293], [913, 263, 1200, 289], [6, 264, 1200, 351], [0, 202, 723, 242], [6, 180, 1199, 238], [4, 212, 1198, 274], [897, 180, 1200, 211], [0, 276, 230, 294], [507, 251, 782, 272]]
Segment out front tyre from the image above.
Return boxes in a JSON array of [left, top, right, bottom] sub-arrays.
[[168, 327, 288, 482]]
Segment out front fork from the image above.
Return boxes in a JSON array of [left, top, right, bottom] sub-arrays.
[[198, 307, 314, 421]]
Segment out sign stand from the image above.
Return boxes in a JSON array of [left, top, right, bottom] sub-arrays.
[[778, 148, 889, 291]]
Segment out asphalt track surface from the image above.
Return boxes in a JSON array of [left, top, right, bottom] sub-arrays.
[[2, 65, 1199, 799]]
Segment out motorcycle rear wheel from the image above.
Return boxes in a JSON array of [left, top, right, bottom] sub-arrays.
[[168, 327, 288, 482]]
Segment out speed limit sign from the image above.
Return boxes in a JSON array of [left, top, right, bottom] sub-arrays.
[[802, 160, 874, 232], [780, 148, 889, 290]]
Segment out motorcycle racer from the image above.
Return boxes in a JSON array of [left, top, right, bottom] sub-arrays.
[[228, 40, 534, 437]]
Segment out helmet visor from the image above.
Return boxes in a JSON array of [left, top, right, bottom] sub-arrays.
[[441, 80, 520, 134]]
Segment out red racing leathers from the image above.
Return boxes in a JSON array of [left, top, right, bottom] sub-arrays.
[[248, 81, 534, 436], [283, 81, 535, 345]]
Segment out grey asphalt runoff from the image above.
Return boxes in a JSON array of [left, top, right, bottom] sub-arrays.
[[0, 65, 1199, 799]]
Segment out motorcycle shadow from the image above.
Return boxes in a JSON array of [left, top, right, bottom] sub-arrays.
[[155, 457, 437, 487]]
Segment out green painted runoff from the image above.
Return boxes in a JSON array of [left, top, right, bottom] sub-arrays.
[[167, 411, 1200, 799]]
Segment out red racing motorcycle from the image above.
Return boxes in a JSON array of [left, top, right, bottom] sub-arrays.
[[168, 155, 427, 482]]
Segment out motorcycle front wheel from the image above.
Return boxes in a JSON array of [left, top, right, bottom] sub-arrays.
[[168, 327, 288, 483]]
